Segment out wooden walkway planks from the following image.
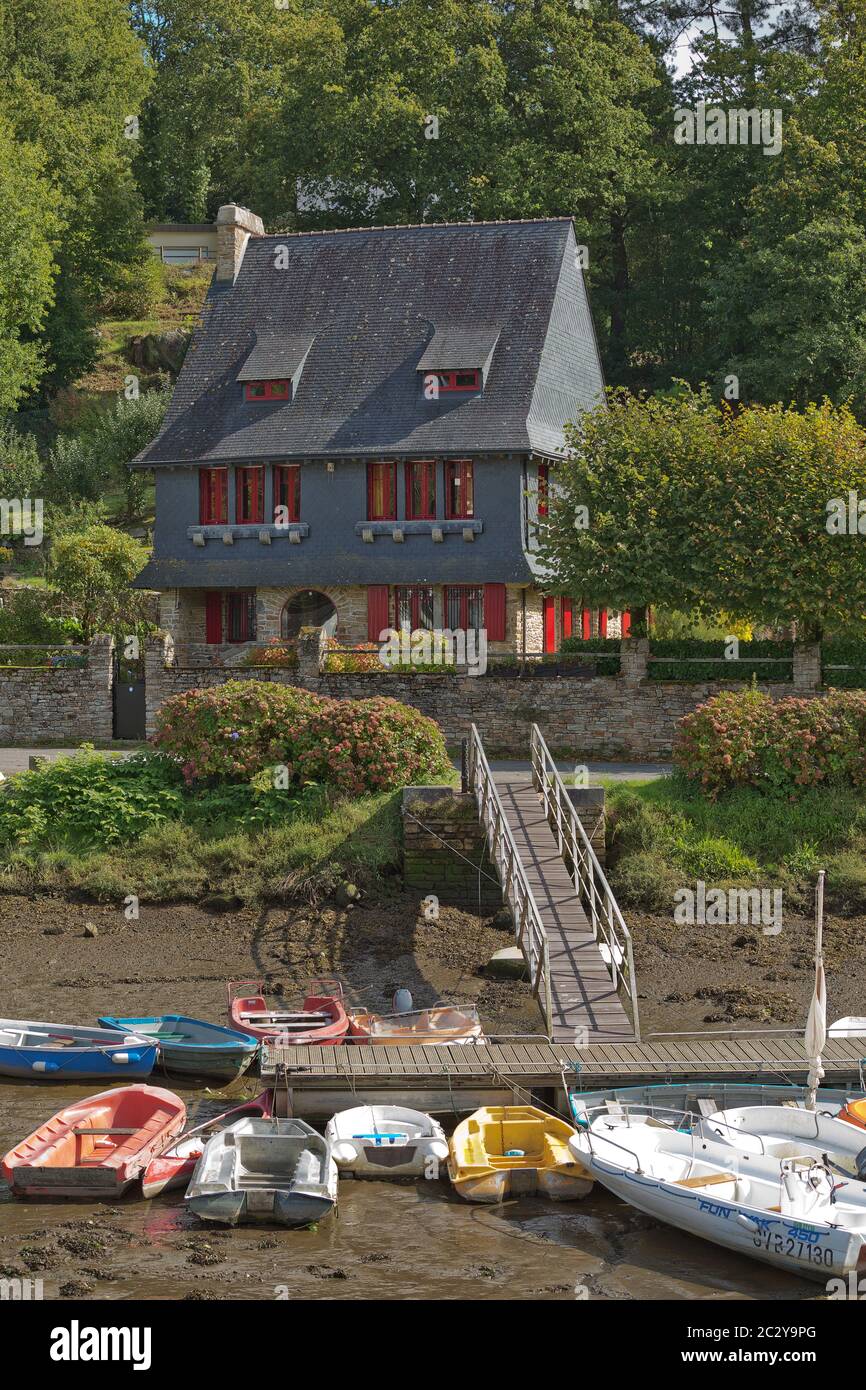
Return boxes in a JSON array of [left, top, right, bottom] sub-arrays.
[[262, 1035, 866, 1089], [493, 773, 633, 1044]]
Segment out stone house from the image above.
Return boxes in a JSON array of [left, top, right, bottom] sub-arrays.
[[133, 205, 625, 657]]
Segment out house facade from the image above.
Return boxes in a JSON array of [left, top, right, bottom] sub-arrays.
[[134, 205, 622, 658]]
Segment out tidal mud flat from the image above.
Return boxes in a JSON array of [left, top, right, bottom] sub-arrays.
[[0, 890, 843, 1300]]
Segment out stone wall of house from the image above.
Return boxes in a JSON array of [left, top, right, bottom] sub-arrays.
[[145, 634, 826, 756], [402, 787, 503, 911], [0, 636, 114, 743]]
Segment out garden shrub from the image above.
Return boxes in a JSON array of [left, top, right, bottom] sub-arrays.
[[0, 749, 184, 850], [822, 638, 866, 689], [674, 688, 866, 796], [559, 636, 621, 675], [648, 638, 792, 682], [151, 680, 327, 783], [295, 696, 452, 793]]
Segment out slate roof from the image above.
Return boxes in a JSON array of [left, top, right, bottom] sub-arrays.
[[236, 332, 315, 382], [416, 325, 500, 372], [134, 218, 604, 467]]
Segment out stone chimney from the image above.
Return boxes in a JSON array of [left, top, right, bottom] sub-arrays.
[[215, 203, 264, 283]]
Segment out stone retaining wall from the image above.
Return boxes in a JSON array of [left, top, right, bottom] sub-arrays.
[[144, 633, 827, 757], [402, 787, 502, 911], [0, 636, 114, 743]]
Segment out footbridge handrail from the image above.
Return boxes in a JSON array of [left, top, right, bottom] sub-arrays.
[[467, 724, 553, 1038], [530, 725, 641, 1039]]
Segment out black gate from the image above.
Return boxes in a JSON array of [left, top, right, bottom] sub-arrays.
[[113, 655, 146, 739]]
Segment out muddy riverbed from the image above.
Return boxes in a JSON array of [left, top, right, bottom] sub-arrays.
[[0, 890, 851, 1300]]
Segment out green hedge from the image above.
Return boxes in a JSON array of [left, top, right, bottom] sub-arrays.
[[647, 638, 793, 682], [558, 636, 621, 675], [822, 639, 866, 689]]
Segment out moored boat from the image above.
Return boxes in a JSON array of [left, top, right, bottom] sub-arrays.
[[703, 1104, 866, 1179], [567, 1081, 862, 1123], [325, 1105, 448, 1178], [1, 1084, 186, 1199], [98, 1014, 258, 1082], [0, 1019, 156, 1081], [348, 1002, 484, 1046], [228, 979, 348, 1045], [142, 1092, 273, 1198], [448, 1105, 591, 1202], [568, 1099, 866, 1282], [186, 1117, 338, 1227]]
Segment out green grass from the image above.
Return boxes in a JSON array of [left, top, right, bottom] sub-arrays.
[[604, 772, 866, 913], [1, 789, 406, 905]]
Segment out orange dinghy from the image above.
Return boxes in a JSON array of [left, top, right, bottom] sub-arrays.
[[1, 1084, 186, 1199], [839, 1099, 866, 1130], [348, 1003, 484, 1046]]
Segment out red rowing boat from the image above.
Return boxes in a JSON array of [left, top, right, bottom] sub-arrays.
[[227, 979, 349, 1045], [2, 1084, 186, 1198], [142, 1091, 273, 1198]]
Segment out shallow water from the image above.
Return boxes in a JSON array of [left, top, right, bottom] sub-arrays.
[[0, 1082, 824, 1302]]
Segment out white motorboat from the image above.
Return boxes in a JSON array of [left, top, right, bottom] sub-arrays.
[[324, 1105, 448, 1178], [569, 1101, 866, 1281], [705, 1105, 866, 1180]]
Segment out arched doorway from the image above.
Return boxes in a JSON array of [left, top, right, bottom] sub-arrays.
[[280, 590, 338, 640]]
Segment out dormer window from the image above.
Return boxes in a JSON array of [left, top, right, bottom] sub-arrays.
[[245, 380, 290, 402], [433, 370, 480, 393]]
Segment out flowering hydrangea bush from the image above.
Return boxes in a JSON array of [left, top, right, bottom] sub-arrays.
[[674, 688, 866, 796], [294, 696, 452, 794], [151, 680, 327, 783]]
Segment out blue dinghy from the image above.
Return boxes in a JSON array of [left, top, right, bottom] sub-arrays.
[[0, 1019, 156, 1080], [98, 1015, 258, 1082]]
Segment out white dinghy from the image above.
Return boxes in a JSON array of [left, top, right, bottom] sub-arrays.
[[569, 1101, 866, 1281], [705, 1105, 866, 1180], [324, 1105, 449, 1179], [186, 1118, 338, 1228]]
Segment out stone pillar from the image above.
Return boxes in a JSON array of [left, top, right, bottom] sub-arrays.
[[145, 633, 174, 736], [402, 787, 502, 911], [566, 787, 606, 865], [620, 637, 649, 683], [793, 642, 822, 691], [216, 204, 264, 283], [87, 634, 114, 740], [296, 625, 326, 685]]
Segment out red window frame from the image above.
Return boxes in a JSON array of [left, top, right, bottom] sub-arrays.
[[199, 468, 228, 525], [405, 460, 437, 520], [236, 466, 264, 524], [367, 461, 397, 520], [273, 464, 300, 524], [445, 459, 474, 519], [443, 585, 484, 632], [226, 591, 256, 643], [432, 369, 480, 393], [543, 596, 557, 654], [245, 380, 290, 403], [395, 585, 434, 632], [561, 597, 574, 640], [537, 463, 549, 518]]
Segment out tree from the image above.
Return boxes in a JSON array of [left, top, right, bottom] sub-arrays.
[[48, 524, 149, 642], [536, 387, 866, 638], [44, 388, 170, 517], [0, 120, 59, 409], [0, 417, 42, 499]]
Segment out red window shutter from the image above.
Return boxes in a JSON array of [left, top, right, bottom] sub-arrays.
[[561, 598, 573, 639], [199, 470, 209, 523], [216, 470, 226, 523], [367, 585, 390, 641], [542, 596, 556, 654], [483, 584, 506, 642], [599, 608, 608, 638], [621, 610, 631, 638], [205, 592, 222, 644], [581, 607, 591, 640]]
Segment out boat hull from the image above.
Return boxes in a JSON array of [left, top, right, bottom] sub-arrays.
[[449, 1167, 592, 1203], [2, 1084, 186, 1199], [227, 984, 348, 1045], [587, 1158, 863, 1281], [188, 1188, 335, 1228], [142, 1093, 273, 1199], [98, 1015, 258, 1082], [448, 1105, 591, 1203], [0, 1019, 156, 1081], [325, 1105, 449, 1179], [186, 1117, 338, 1228]]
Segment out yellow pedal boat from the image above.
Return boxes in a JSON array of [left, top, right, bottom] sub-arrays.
[[447, 1105, 592, 1203]]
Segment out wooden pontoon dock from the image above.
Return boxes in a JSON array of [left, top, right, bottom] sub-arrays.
[[262, 1032, 866, 1118]]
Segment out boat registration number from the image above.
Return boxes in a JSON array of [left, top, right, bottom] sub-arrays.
[[752, 1231, 834, 1267]]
